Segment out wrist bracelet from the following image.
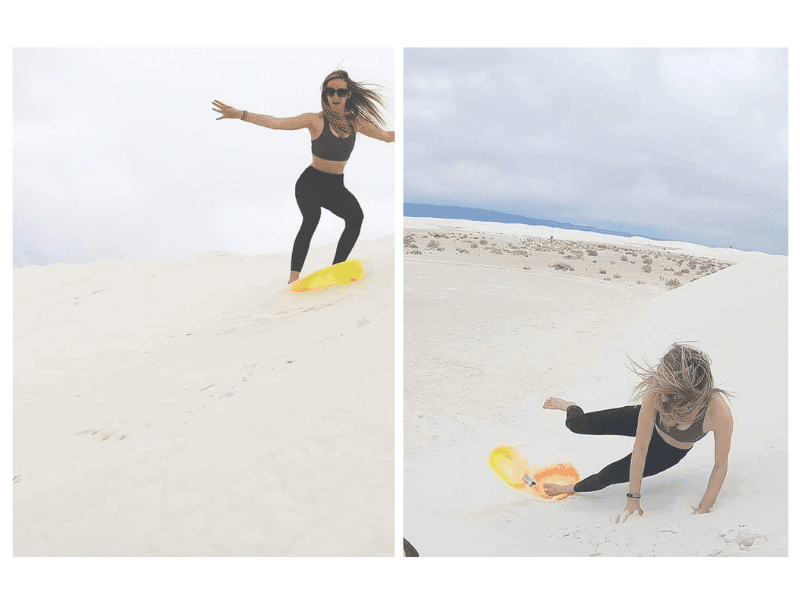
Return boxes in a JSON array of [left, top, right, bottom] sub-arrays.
[[626, 493, 641, 499], [241, 110, 248, 121]]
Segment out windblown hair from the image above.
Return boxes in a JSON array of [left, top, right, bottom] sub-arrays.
[[320, 69, 388, 130], [629, 343, 731, 422]]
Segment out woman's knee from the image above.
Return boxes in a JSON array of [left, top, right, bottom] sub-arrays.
[[565, 405, 587, 433], [346, 204, 364, 229], [299, 208, 321, 231]]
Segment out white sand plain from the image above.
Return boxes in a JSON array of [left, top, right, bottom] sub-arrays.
[[404, 217, 787, 557], [13, 236, 394, 556]]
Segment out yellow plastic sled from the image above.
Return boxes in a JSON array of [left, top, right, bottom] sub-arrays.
[[290, 259, 364, 293], [489, 445, 580, 502]]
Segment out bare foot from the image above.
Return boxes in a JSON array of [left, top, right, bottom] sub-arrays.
[[542, 397, 577, 411], [542, 482, 575, 496], [288, 271, 300, 284]]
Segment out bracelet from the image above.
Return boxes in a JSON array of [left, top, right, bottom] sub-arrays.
[[241, 110, 248, 121], [626, 492, 641, 499]]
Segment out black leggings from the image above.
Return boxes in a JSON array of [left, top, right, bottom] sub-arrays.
[[566, 405, 690, 493], [291, 166, 364, 273]]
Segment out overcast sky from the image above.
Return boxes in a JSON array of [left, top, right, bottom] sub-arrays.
[[13, 48, 394, 266], [404, 48, 787, 254]]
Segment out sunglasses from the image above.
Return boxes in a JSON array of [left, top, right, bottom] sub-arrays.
[[325, 87, 350, 98]]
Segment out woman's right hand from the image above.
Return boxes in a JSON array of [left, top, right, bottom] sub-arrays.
[[615, 498, 644, 523], [212, 100, 243, 120]]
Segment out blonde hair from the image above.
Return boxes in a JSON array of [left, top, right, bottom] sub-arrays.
[[629, 343, 731, 422]]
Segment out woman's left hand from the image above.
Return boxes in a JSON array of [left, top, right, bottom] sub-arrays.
[[693, 505, 711, 515], [212, 100, 242, 120]]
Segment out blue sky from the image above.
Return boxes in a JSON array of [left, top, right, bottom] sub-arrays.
[[14, 48, 394, 266], [404, 48, 788, 254]]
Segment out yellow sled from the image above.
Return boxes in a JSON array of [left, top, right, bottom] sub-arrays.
[[290, 259, 364, 293], [489, 444, 580, 502]]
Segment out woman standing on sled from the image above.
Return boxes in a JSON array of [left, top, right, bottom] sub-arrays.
[[213, 69, 394, 284], [542, 343, 733, 522]]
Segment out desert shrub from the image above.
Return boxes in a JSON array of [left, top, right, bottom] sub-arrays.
[[637, 280, 645, 285], [680, 268, 690, 274], [643, 257, 653, 264], [470, 242, 478, 249], [457, 248, 469, 254], [642, 264, 652, 273], [551, 262, 574, 271], [426, 239, 442, 250], [666, 279, 681, 290], [512, 250, 528, 257], [407, 249, 422, 255], [479, 239, 488, 245], [613, 273, 621, 279], [490, 247, 502, 254], [599, 269, 607, 274], [620, 255, 628, 262], [588, 249, 598, 256]]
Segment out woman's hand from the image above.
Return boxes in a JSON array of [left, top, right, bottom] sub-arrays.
[[693, 504, 711, 515], [615, 498, 643, 523], [212, 100, 243, 120]]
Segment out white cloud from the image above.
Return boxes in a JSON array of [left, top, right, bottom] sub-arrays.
[[404, 48, 787, 254]]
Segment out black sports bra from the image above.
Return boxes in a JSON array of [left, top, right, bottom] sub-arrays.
[[311, 116, 356, 161], [655, 411, 708, 443]]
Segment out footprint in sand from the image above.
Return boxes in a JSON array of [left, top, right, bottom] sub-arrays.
[[73, 420, 127, 442], [721, 526, 768, 551]]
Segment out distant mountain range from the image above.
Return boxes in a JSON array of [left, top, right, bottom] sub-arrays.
[[404, 203, 638, 238]]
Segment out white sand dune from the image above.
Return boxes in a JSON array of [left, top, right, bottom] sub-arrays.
[[404, 217, 787, 557], [13, 236, 394, 557]]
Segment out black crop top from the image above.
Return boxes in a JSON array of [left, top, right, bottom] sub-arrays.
[[311, 116, 356, 161], [655, 411, 708, 443]]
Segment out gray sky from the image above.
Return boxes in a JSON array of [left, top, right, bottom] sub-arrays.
[[404, 48, 787, 254], [14, 48, 394, 266]]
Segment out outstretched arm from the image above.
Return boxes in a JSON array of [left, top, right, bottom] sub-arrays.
[[212, 101, 320, 133], [355, 117, 395, 143], [696, 396, 733, 513], [617, 393, 657, 522]]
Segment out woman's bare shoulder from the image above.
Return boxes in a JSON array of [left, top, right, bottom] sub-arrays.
[[708, 392, 733, 431]]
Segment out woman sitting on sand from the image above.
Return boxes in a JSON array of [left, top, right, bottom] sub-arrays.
[[542, 343, 733, 522], [213, 69, 394, 284]]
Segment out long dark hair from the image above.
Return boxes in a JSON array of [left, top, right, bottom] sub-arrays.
[[321, 69, 387, 129]]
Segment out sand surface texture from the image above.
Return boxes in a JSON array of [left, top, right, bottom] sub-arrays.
[[404, 217, 787, 557], [14, 236, 394, 556]]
